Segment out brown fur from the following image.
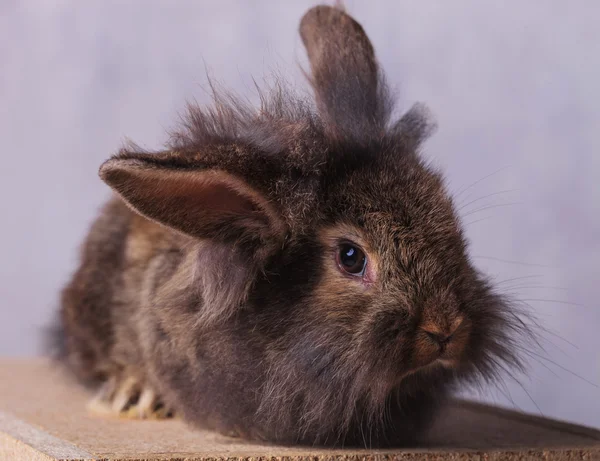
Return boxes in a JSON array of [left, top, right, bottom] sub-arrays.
[[50, 4, 532, 448]]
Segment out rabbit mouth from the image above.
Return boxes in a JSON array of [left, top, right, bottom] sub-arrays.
[[390, 325, 470, 385], [389, 357, 447, 388]]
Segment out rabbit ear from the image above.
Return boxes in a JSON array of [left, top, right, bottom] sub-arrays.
[[299, 5, 388, 141], [99, 152, 285, 249]]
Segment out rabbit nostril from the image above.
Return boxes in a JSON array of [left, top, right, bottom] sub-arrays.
[[424, 330, 452, 347]]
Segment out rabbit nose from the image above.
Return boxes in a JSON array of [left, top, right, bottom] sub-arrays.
[[423, 330, 453, 350], [412, 316, 469, 370], [420, 316, 464, 351]]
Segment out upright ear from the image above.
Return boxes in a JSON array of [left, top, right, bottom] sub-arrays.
[[99, 152, 285, 250], [299, 5, 388, 140]]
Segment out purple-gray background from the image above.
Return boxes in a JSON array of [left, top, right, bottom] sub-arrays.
[[1, 1, 598, 428]]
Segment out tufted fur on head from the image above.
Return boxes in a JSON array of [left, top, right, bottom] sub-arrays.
[[55, 3, 534, 448]]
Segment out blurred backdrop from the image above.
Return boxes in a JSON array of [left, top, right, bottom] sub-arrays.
[[1, 1, 598, 428]]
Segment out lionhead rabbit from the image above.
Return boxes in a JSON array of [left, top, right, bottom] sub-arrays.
[[52, 4, 529, 447]]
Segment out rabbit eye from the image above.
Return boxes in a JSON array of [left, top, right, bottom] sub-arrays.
[[336, 243, 367, 276]]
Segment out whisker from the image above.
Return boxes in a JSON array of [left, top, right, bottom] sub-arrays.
[[462, 202, 522, 217], [518, 382, 544, 416], [492, 381, 521, 412], [473, 256, 552, 268], [486, 364, 528, 412], [537, 328, 579, 351], [493, 363, 544, 417], [516, 347, 598, 388], [494, 275, 544, 285], [453, 166, 512, 199], [518, 349, 561, 379], [528, 312, 558, 318], [500, 313, 576, 357], [518, 298, 586, 308], [457, 189, 520, 211], [500, 286, 568, 292], [464, 216, 494, 226]]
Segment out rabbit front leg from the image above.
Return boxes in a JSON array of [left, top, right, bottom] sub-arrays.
[[87, 373, 174, 420]]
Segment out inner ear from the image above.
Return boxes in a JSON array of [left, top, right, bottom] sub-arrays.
[[144, 169, 271, 224], [199, 181, 258, 215], [100, 158, 284, 245]]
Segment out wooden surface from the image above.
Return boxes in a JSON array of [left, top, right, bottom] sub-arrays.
[[0, 359, 598, 460]]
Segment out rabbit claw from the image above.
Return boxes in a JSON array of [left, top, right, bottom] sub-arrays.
[[123, 385, 174, 419], [88, 374, 173, 420]]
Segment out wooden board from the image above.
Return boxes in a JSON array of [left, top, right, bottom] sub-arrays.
[[0, 358, 598, 460]]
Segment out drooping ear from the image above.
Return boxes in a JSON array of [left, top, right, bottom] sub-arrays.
[[299, 5, 389, 140], [99, 153, 285, 249]]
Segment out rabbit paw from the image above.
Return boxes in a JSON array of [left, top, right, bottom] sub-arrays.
[[88, 375, 174, 420]]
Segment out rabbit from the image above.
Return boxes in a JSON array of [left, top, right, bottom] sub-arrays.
[[50, 4, 531, 448]]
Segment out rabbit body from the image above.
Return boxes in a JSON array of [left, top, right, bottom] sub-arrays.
[[53, 5, 524, 447]]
